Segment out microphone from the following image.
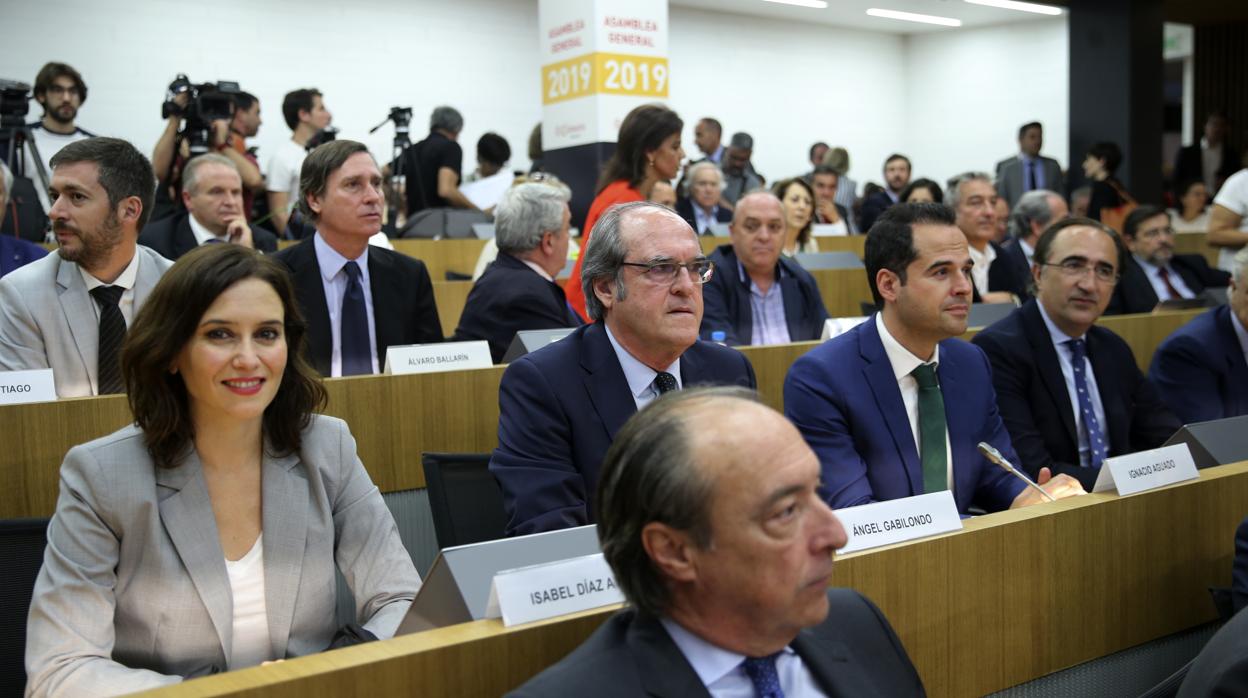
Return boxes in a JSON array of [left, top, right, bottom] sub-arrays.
[[977, 442, 1056, 503]]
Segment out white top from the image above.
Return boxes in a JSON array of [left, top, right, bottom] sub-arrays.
[[188, 212, 227, 246], [78, 250, 140, 326], [1134, 255, 1196, 301], [967, 243, 997, 298], [1036, 301, 1107, 468], [265, 139, 307, 201], [875, 313, 953, 492], [604, 323, 681, 410], [224, 534, 272, 670], [313, 233, 378, 376], [22, 124, 94, 213], [1212, 168, 1248, 273], [659, 618, 826, 698], [1167, 208, 1210, 234]]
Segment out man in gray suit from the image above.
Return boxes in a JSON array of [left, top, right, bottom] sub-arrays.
[[0, 137, 171, 397], [510, 387, 924, 697], [996, 122, 1065, 209]]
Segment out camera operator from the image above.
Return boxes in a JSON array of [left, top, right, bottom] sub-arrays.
[[150, 82, 262, 224], [385, 105, 478, 217], [266, 88, 332, 236], [22, 62, 95, 214], [227, 91, 263, 219]]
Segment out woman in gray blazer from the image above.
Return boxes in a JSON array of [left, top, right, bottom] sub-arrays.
[[25, 245, 421, 697]]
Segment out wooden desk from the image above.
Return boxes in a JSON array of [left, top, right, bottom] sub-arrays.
[[1173, 231, 1219, 268], [135, 461, 1248, 698], [432, 280, 472, 337]]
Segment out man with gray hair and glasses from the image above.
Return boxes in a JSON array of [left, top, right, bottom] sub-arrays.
[[489, 201, 756, 537], [389, 105, 479, 216], [989, 188, 1068, 301], [509, 387, 924, 697], [451, 182, 582, 362]]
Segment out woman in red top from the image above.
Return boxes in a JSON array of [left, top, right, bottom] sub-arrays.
[[565, 104, 685, 320]]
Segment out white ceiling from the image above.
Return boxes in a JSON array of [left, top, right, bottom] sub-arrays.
[[670, 0, 1062, 34]]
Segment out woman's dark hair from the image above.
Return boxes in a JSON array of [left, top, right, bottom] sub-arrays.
[[597, 104, 683, 193], [122, 244, 327, 469], [772, 177, 816, 249], [899, 178, 944, 204], [1087, 141, 1123, 175]]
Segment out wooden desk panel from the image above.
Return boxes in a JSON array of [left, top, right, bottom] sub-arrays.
[[810, 267, 874, 318], [136, 461, 1248, 698], [391, 239, 489, 281], [432, 280, 472, 337], [1173, 231, 1218, 267]]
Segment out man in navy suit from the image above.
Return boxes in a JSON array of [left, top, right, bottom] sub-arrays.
[[974, 218, 1180, 491], [138, 154, 277, 259], [490, 201, 756, 536], [451, 182, 581, 362], [1150, 246, 1248, 424], [700, 191, 828, 345], [1107, 205, 1230, 315], [674, 161, 732, 235], [988, 189, 1067, 301], [272, 140, 441, 377], [784, 203, 1084, 514], [510, 388, 923, 697]]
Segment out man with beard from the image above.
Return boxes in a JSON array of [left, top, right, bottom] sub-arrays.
[[857, 153, 912, 232], [21, 63, 96, 214], [1107, 205, 1230, 315], [0, 138, 171, 397]]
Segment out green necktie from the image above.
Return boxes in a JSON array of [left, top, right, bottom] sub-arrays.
[[911, 363, 948, 494]]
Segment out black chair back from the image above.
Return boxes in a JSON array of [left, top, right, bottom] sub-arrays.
[[421, 453, 507, 550], [0, 518, 49, 696]]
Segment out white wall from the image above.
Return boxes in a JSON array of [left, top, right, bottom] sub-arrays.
[[904, 17, 1069, 191], [1, 1, 1067, 202]]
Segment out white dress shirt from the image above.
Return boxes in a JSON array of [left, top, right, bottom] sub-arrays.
[[187, 213, 228, 246], [1036, 302, 1108, 467], [605, 324, 681, 410], [224, 534, 272, 669], [313, 233, 379, 376], [79, 250, 141, 326], [875, 314, 953, 492], [660, 618, 827, 698], [1134, 255, 1196, 301], [967, 243, 997, 298]]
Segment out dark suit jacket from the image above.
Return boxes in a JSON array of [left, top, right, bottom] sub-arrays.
[[972, 300, 1181, 490], [451, 253, 581, 363], [1174, 142, 1241, 195], [1106, 254, 1231, 315], [857, 191, 895, 233], [995, 155, 1065, 208], [987, 238, 1033, 300], [700, 245, 830, 346], [272, 237, 442, 376], [508, 589, 925, 698], [490, 322, 757, 536], [1176, 602, 1248, 698], [0, 234, 47, 277], [1149, 306, 1248, 424], [674, 197, 732, 234], [138, 213, 278, 260], [784, 315, 1025, 514]]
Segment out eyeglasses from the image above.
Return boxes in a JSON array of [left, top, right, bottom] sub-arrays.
[[46, 85, 80, 97], [1039, 259, 1119, 284], [1137, 226, 1176, 240], [620, 259, 714, 285]]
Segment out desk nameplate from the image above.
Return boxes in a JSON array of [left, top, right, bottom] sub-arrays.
[[834, 490, 962, 554]]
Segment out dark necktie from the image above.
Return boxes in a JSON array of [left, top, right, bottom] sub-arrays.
[[1066, 339, 1108, 468], [911, 363, 948, 494], [653, 371, 678, 395], [340, 261, 372, 376], [1025, 159, 1039, 191], [90, 285, 126, 395], [1156, 267, 1183, 300], [742, 653, 785, 698]]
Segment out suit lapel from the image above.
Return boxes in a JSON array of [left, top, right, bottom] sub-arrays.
[[156, 453, 233, 660], [580, 324, 637, 442], [261, 449, 308, 659], [1022, 303, 1078, 446], [367, 249, 401, 365], [936, 346, 976, 503], [779, 272, 804, 342], [55, 257, 98, 391], [1086, 329, 1128, 452], [628, 614, 714, 698], [859, 319, 922, 496], [174, 217, 199, 259], [792, 627, 851, 696], [132, 248, 165, 308], [289, 241, 333, 374]]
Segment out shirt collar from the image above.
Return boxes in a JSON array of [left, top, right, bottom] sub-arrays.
[[79, 248, 140, 291], [1036, 298, 1083, 344], [314, 232, 369, 283], [1018, 238, 1035, 261], [519, 257, 555, 283], [968, 242, 997, 267], [187, 212, 225, 246], [736, 258, 785, 286], [604, 323, 681, 400], [875, 312, 939, 381], [659, 618, 796, 688], [1132, 254, 1167, 277]]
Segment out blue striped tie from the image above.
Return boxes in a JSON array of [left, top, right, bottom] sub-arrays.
[[1066, 339, 1108, 468]]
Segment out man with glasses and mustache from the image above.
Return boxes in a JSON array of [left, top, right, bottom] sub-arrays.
[[1106, 205, 1231, 315], [0, 137, 172, 397], [490, 201, 757, 537], [973, 217, 1181, 491], [21, 63, 97, 215]]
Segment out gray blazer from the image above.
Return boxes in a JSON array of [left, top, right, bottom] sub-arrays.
[[25, 415, 420, 697], [995, 155, 1065, 208], [0, 245, 172, 397]]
